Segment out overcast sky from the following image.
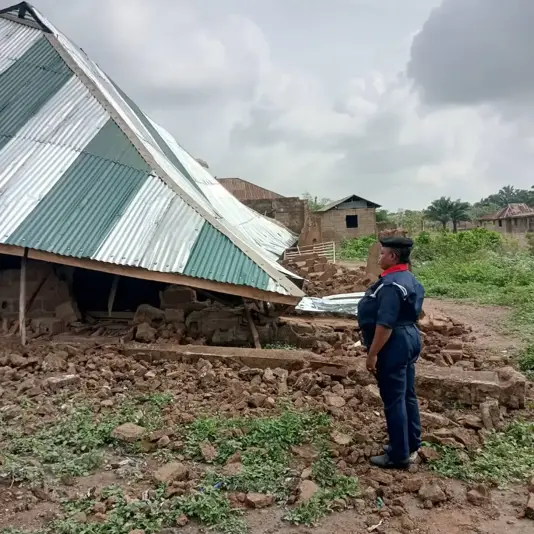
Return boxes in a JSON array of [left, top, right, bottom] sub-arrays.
[[13, 0, 534, 209]]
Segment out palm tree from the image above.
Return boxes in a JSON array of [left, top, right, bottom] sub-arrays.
[[449, 199, 471, 233], [425, 197, 454, 230]]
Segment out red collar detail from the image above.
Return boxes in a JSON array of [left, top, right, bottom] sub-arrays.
[[381, 264, 409, 277]]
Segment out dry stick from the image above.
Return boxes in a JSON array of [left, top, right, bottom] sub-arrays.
[[242, 298, 261, 349], [19, 249, 28, 346]]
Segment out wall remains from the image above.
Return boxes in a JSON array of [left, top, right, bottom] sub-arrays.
[[243, 197, 306, 235], [0, 259, 79, 335], [320, 207, 377, 243]]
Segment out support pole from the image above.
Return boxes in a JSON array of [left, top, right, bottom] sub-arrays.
[[108, 274, 120, 317], [242, 298, 261, 349], [19, 249, 28, 346]]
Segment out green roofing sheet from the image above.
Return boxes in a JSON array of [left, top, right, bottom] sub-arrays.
[[7, 119, 151, 257], [0, 36, 73, 150], [184, 222, 271, 290]]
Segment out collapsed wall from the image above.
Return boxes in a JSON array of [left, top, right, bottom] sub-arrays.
[[281, 254, 375, 296], [0, 259, 78, 334]]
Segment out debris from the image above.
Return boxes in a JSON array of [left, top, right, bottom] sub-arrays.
[[526, 494, 534, 520], [43, 374, 80, 391], [200, 442, 218, 463], [134, 304, 165, 325], [245, 493, 275, 509], [367, 519, 383, 532], [153, 462, 189, 484], [324, 393, 346, 408], [298, 480, 320, 503], [331, 431, 352, 446], [480, 399, 500, 430], [467, 485, 491, 507], [112, 423, 146, 443], [418, 482, 447, 504], [418, 447, 440, 463], [135, 323, 157, 343]]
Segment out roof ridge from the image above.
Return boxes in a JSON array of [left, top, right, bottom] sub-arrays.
[[0, 2, 51, 32]]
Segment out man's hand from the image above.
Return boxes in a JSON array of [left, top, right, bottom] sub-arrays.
[[366, 352, 378, 374]]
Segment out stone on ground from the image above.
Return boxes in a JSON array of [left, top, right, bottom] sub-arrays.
[[418, 482, 447, 504], [153, 462, 189, 484], [298, 480, 320, 503], [245, 493, 275, 508], [112, 423, 146, 443]]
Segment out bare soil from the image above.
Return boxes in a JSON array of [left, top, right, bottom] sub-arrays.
[[0, 299, 532, 534]]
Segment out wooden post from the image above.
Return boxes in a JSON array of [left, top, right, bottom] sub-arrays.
[[19, 249, 28, 346], [242, 298, 261, 349], [108, 274, 120, 317]]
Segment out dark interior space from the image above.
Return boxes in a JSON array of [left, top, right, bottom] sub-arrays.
[[0, 254, 22, 270], [73, 268, 166, 313]]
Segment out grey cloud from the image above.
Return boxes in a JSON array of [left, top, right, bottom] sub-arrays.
[[408, 0, 534, 105]]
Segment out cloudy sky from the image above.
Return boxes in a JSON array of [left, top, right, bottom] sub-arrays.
[[16, 0, 534, 209]]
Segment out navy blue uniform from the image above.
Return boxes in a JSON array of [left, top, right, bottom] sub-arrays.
[[357, 268, 425, 463]]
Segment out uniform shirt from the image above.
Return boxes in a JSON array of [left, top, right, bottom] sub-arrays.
[[357, 264, 425, 347]]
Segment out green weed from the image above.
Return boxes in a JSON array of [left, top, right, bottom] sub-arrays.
[[0, 396, 171, 485], [429, 421, 534, 486]]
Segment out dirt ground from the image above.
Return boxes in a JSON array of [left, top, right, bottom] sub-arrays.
[[0, 298, 532, 534]]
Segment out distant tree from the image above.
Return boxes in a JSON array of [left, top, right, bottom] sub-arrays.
[[424, 197, 454, 231], [301, 192, 332, 211], [376, 209, 393, 223], [469, 202, 500, 220], [392, 210, 425, 234], [477, 185, 534, 208], [449, 199, 471, 233]]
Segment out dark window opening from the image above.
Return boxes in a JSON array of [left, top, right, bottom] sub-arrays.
[[346, 215, 359, 228], [498, 220, 503, 227]]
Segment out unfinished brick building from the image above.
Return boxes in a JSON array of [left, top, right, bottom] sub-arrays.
[[314, 194, 380, 243]]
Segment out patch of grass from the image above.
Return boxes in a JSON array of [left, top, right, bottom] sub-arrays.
[[415, 250, 534, 358], [182, 409, 330, 464], [186, 410, 359, 527], [429, 421, 534, 486], [0, 396, 172, 485], [518, 344, 534, 380], [3, 485, 247, 534], [340, 235, 377, 260], [2, 409, 360, 533]]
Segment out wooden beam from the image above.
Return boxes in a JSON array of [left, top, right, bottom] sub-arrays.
[[0, 244, 301, 306], [19, 249, 28, 346], [243, 298, 261, 349], [25, 267, 52, 315]]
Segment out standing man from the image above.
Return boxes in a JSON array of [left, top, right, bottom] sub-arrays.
[[357, 236, 425, 469]]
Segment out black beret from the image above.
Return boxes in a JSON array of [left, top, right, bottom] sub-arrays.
[[379, 236, 414, 249]]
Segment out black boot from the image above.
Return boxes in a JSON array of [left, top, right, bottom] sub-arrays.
[[370, 453, 410, 469], [383, 444, 419, 463]]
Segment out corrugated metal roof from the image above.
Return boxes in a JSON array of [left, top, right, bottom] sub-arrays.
[[0, 5, 303, 300], [0, 15, 40, 74], [218, 177, 285, 201], [479, 203, 534, 220], [317, 194, 381, 212]]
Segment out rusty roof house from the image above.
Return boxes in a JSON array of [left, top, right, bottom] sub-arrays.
[[218, 177, 308, 236], [478, 203, 534, 235], [0, 3, 306, 344]]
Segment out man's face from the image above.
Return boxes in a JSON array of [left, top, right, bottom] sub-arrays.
[[379, 246, 397, 270]]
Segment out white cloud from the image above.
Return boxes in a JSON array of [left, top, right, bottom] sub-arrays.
[[20, 0, 534, 210]]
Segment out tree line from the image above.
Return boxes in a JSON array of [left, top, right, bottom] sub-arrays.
[[302, 185, 534, 234]]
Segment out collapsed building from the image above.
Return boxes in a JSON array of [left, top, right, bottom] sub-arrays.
[[0, 2, 306, 346]]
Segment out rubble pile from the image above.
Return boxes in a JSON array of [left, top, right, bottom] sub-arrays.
[[281, 254, 375, 296]]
